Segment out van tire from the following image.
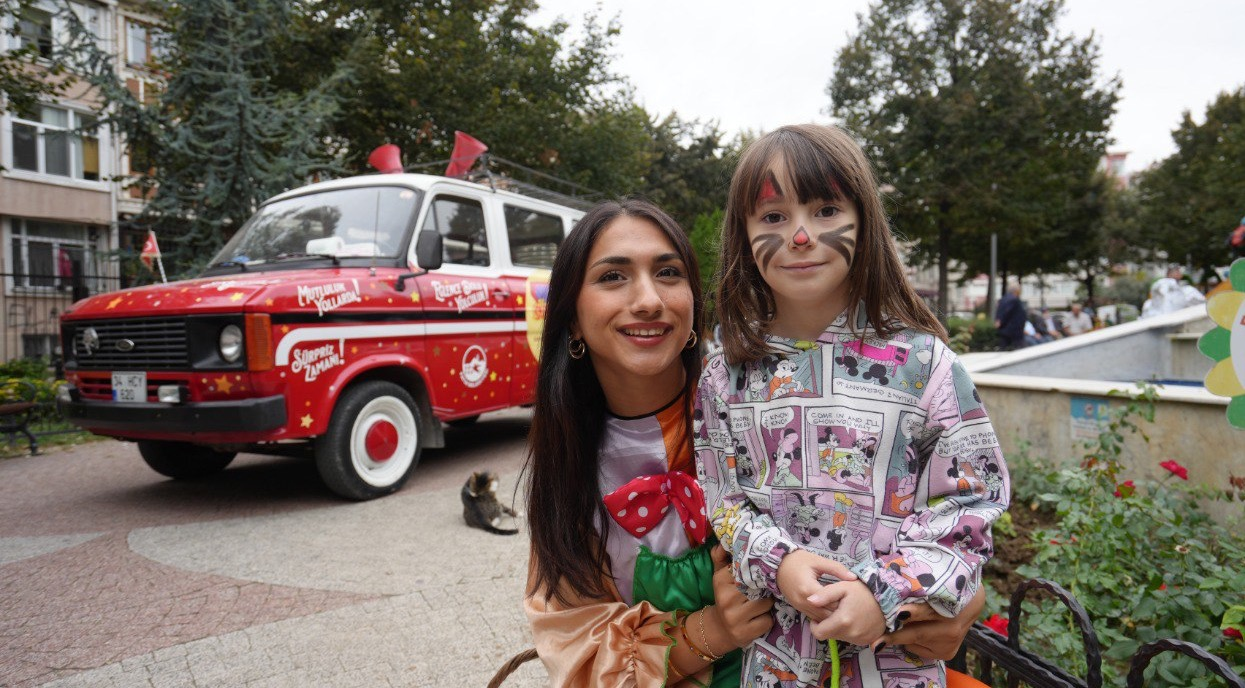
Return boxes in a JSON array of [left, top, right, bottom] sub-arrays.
[[316, 380, 421, 500], [138, 441, 236, 479]]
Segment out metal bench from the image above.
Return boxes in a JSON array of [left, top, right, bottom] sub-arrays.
[[0, 379, 39, 455]]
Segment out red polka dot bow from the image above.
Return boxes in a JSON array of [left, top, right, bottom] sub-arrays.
[[603, 470, 708, 545]]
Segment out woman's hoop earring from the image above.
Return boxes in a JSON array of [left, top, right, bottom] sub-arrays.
[[685, 331, 698, 350], [568, 337, 586, 360]]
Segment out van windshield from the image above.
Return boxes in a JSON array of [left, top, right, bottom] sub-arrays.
[[208, 186, 422, 269]]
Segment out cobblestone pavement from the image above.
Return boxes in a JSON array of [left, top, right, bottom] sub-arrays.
[[0, 410, 546, 687]]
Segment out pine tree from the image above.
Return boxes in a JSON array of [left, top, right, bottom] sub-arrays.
[[65, 0, 349, 275]]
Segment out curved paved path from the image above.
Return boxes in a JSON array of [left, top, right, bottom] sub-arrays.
[[0, 410, 546, 687]]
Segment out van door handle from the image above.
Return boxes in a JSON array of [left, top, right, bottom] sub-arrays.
[[492, 287, 512, 299]]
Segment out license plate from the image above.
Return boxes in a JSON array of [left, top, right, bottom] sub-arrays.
[[112, 372, 147, 402]]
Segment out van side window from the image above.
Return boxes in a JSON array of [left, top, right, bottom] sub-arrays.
[[504, 205, 564, 268], [422, 196, 489, 266]]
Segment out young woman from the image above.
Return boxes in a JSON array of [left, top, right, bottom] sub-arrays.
[[696, 125, 1009, 687], [523, 199, 779, 686]]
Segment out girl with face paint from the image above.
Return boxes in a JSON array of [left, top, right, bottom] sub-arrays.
[[694, 125, 1010, 687]]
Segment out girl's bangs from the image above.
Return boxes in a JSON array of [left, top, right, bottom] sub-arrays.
[[740, 131, 851, 217]]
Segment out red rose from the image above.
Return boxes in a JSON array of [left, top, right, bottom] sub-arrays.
[[983, 614, 1009, 637], [1114, 480, 1136, 498], [1225, 627, 1243, 641], [1159, 460, 1188, 480]]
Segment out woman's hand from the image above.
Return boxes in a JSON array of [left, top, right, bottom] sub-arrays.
[[702, 545, 774, 652], [867, 585, 988, 659]]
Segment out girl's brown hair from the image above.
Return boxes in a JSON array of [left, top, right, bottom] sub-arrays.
[[715, 124, 945, 364]]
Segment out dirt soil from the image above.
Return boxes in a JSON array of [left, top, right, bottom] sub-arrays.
[[984, 501, 1059, 599]]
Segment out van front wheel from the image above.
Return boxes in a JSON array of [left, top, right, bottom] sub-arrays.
[[315, 381, 421, 500], [138, 441, 236, 479]]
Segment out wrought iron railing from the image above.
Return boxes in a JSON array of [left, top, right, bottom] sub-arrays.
[[951, 577, 1244, 688]]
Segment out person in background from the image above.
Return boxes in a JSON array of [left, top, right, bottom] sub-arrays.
[[994, 282, 1028, 350], [1040, 308, 1064, 340], [1063, 302, 1094, 335]]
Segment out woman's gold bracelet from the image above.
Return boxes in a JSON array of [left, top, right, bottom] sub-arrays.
[[696, 607, 724, 660], [678, 612, 716, 663]]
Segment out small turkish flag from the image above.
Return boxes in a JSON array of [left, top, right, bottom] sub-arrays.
[[445, 131, 488, 178], [139, 230, 160, 272]]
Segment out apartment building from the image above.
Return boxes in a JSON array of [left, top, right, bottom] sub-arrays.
[[0, 0, 160, 361]]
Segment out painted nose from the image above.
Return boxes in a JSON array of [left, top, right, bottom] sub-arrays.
[[791, 226, 811, 247]]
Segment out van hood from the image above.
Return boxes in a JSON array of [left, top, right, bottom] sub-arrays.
[[62, 274, 298, 319]]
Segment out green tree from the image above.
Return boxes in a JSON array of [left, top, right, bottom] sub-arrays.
[[637, 114, 737, 230], [828, 0, 1118, 318], [65, 0, 349, 274], [1135, 87, 1245, 281], [1065, 172, 1145, 307], [272, 0, 649, 194]]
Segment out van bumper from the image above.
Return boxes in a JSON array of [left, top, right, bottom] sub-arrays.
[[59, 393, 287, 434]]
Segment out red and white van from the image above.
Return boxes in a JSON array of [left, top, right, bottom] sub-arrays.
[[58, 173, 583, 499]]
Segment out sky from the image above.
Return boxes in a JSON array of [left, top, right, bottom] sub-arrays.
[[530, 0, 1245, 175]]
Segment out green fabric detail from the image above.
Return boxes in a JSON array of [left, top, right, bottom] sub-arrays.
[[634, 541, 743, 688]]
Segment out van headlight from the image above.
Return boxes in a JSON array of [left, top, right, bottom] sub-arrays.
[[219, 324, 243, 362]]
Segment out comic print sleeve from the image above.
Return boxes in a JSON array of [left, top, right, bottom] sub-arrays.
[[850, 343, 1010, 629], [524, 558, 694, 688], [693, 357, 801, 600]]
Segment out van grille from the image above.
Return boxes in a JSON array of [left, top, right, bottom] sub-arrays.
[[72, 318, 189, 369]]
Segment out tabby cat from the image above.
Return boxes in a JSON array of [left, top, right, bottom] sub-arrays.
[[462, 471, 519, 535]]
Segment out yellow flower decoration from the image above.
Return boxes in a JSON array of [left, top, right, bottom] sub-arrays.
[[1199, 258, 1245, 429]]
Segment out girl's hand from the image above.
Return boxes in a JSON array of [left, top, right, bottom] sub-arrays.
[[704, 545, 773, 651], [807, 580, 886, 645], [774, 549, 857, 623], [865, 586, 987, 660]]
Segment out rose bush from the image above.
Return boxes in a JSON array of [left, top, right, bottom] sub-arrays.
[[1001, 385, 1245, 687]]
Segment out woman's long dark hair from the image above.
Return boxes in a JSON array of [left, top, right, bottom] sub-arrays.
[[523, 198, 704, 604]]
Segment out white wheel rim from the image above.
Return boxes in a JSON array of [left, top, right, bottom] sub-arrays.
[[349, 395, 418, 487]]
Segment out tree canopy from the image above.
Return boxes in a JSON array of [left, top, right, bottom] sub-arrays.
[[65, 0, 351, 273], [271, 0, 652, 195], [1134, 86, 1245, 281], [828, 0, 1118, 316]]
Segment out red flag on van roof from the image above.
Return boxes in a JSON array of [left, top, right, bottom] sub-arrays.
[[367, 144, 403, 174], [445, 131, 488, 178]]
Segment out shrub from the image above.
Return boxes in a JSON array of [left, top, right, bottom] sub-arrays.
[[1003, 384, 1245, 687]]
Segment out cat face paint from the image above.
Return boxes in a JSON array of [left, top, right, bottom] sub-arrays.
[[745, 183, 860, 330], [757, 171, 782, 205], [819, 225, 856, 267]]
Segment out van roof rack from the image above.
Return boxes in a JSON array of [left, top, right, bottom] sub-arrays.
[[404, 154, 603, 211]]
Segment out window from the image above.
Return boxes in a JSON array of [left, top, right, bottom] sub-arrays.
[[126, 20, 166, 68], [422, 196, 490, 266], [16, 6, 53, 59], [504, 205, 563, 268], [8, 219, 98, 292], [9, 106, 101, 180]]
